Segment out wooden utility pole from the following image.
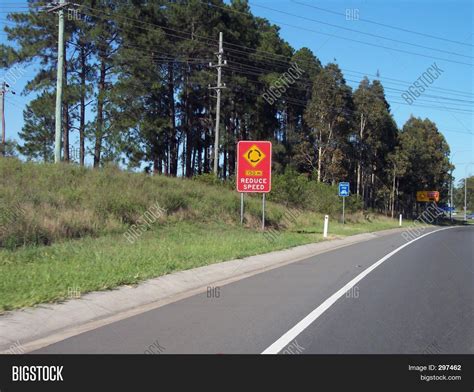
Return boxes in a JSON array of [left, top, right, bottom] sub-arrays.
[[0, 82, 15, 156], [48, 0, 68, 163], [0, 82, 5, 156], [209, 32, 227, 176]]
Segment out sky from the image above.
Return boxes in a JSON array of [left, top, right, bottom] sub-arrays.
[[0, 0, 473, 183]]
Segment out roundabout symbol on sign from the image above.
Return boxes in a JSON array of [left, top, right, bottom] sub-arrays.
[[243, 145, 266, 168]]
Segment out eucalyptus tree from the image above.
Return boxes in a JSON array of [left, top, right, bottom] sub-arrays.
[[397, 116, 451, 215], [304, 63, 353, 183]]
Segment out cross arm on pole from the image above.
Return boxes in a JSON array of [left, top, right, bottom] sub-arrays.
[[46, 2, 70, 13]]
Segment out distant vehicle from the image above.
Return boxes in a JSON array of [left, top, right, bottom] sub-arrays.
[[466, 213, 474, 220]]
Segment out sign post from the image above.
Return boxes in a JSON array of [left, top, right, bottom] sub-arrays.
[[343, 197, 345, 224], [240, 193, 244, 225], [236, 141, 272, 230], [338, 182, 350, 224]]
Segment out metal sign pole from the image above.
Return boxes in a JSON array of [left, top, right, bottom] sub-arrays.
[[342, 196, 345, 224], [465, 177, 468, 221], [262, 193, 265, 230], [240, 193, 244, 225]]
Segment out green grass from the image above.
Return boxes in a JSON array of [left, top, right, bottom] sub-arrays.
[[0, 216, 403, 312], [0, 158, 409, 311], [0, 158, 289, 248], [0, 159, 365, 249]]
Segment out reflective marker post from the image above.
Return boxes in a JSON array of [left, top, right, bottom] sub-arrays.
[[323, 215, 329, 238]]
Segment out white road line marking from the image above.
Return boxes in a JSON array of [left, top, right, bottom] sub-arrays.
[[261, 226, 456, 354]]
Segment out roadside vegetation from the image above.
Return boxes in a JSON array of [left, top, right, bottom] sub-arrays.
[[2, 1, 454, 218], [0, 2, 468, 314], [0, 159, 403, 311], [0, 158, 368, 249]]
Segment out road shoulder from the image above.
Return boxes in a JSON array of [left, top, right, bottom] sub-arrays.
[[0, 227, 421, 353]]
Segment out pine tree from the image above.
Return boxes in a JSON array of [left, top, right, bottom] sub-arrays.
[[18, 92, 56, 162]]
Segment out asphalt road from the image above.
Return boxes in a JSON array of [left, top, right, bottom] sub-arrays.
[[34, 226, 473, 354]]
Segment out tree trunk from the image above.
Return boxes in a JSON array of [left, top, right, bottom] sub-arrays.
[[164, 146, 169, 176], [94, 57, 106, 168], [197, 136, 202, 175], [356, 162, 361, 196], [223, 146, 227, 180], [168, 63, 178, 176], [185, 130, 192, 177], [79, 46, 86, 166], [391, 166, 396, 218], [317, 131, 322, 182], [356, 114, 365, 196], [184, 67, 193, 178], [362, 173, 368, 208], [228, 108, 236, 176], [204, 101, 212, 173], [191, 144, 196, 174], [370, 164, 376, 209], [153, 155, 162, 175], [371, 171, 375, 208], [317, 146, 322, 182], [181, 140, 185, 177]]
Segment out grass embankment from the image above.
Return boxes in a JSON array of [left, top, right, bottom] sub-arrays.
[[0, 159, 403, 311]]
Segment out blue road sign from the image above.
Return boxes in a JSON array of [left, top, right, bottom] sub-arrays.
[[339, 182, 350, 197], [440, 206, 455, 212]]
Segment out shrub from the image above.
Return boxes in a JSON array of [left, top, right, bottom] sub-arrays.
[[0, 158, 368, 249]]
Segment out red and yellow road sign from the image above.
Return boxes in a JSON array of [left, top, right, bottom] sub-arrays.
[[237, 141, 272, 193], [416, 191, 440, 202]]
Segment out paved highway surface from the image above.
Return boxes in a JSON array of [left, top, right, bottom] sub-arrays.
[[34, 226, 473, 354]]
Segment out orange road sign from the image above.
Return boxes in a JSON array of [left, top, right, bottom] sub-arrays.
[[237, 141, 272, 193], [416, 191, 440, 202]]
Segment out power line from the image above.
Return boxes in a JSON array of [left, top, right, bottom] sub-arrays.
[[226, 54, 474, 103], [341, 69, 473, 98], [223, 58, 474, 106], [199, 1, 473, 67], [80, 1, 473, 67], [291, 1, 474, 48], [223, 44, 474, 98], [60, 7, 474, 103], [224, 63, 474, 113], [3, 4, 474, 90], [73, 13, 472, 102], [75, 4, 219, 47], [248, 1, 472, 59], [224, 48, 474, 99], [4, 5, 473, 117], [64, 32, 472, 111], [224, 65, 474, 113]]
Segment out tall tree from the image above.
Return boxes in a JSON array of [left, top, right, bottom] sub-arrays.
[[18, 92, 55, 162], [397, 116, 451, 216], [304, 63, 352, 183]]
